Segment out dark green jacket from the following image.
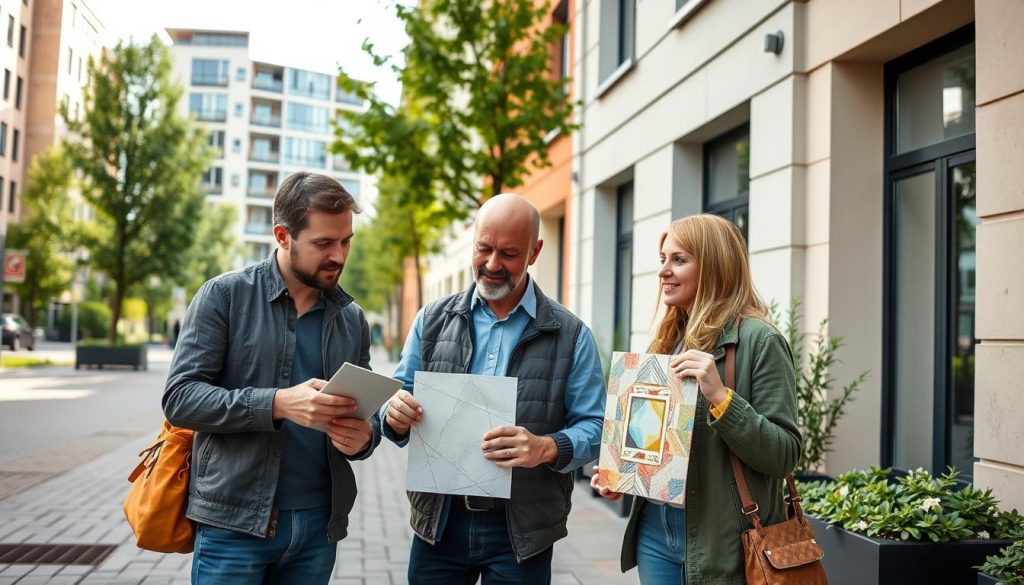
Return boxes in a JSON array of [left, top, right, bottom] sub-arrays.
[[621, 318, 801, 584]]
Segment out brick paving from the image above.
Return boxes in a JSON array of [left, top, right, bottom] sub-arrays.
[[0, 350, 637, 585]]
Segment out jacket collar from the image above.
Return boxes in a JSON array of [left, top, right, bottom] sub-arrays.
[[446, 278, 560, 332], [710, 319, 740, 360], [262, 250, 353, 307]]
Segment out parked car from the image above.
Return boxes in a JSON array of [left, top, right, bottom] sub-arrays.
[[2, 313, 35, 351]]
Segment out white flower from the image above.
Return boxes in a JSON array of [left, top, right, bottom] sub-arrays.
[[920, 497, 942, 512], [977, 530, 990, 540], [838, 486, 849, 498], [854, 520, 869, 531]]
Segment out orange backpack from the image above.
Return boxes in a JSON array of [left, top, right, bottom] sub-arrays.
[[123, 420, 195, 553]]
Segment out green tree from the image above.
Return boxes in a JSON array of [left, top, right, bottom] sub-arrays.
[[333, 0, 576, 217], [63, 37, 212, 343], [184, 202, 240, 298], [6, 146, 78, 327]]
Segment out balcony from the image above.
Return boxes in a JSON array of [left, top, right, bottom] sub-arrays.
[[248, 151, 280, 164], [245, 223, 273, 235], [201, 184, 223, 195], [247, 185, 276, 198], [192, 75, 229, 88], [194, 110, 227, 123], [252, 77, 283, 93], [250, 114, 281, 128]]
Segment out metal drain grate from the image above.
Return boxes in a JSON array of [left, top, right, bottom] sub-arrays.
[[0, 543, 118, 565]]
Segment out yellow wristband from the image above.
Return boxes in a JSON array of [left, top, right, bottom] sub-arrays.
[[710, 388, 734, 419]]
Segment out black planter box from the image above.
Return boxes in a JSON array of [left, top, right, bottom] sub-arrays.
[[809, 516, 1010, 585], [977, 573, 999, 584], [75, 345, 148, 370]]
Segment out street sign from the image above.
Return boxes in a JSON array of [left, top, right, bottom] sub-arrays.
[[3, 249, 26, 284]]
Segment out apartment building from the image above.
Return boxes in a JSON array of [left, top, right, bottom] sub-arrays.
[[166, 28, 373, 268], [571, 0, 1023, 506]]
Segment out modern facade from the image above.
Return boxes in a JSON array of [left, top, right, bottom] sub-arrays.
[[570, 0, 1023, 508], [166, 28, 374, 269]]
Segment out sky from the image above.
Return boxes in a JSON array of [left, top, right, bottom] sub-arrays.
[[84, 0, 409, 105]]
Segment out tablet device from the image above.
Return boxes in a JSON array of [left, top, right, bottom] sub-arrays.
[[320, 362, 403, 421]]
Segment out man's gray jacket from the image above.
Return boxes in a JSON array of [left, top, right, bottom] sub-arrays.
[[163, 252, 381, 542]]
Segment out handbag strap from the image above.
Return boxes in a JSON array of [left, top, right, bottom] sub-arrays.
[[723, 342, 806, 535]]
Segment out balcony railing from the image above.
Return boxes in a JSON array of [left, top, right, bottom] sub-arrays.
[[192, 75, 229, 87], [250, 114, 282, 128], [201, 184, 223, 194], [248, 151, 280, 164], [245, 223, 273, 235], [194, 110, 227, 122], [252, 77, 283, 93], [247, 186, 276, 198]]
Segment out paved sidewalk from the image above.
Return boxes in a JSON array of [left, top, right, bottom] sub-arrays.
[[0, 363, 637, 584]]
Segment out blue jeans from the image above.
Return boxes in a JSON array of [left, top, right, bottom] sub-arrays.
[[408, 501, 553, 585], [191, 506, 336, 585], [636, 503, 687, 585]]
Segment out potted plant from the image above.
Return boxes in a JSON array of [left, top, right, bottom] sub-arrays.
[[770, 299, 868, 479], [978, 540, 1024, 584], [75, 338, 148, 370], [800, 467, 1023, 585]]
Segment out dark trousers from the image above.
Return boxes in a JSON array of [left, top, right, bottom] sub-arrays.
[[408, 500, 553, 585]]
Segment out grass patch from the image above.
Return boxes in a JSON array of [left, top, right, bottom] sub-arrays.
[[1, 356, 74, 369]]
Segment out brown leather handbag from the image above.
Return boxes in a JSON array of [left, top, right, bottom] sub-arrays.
[[725, 344, 828, 585]]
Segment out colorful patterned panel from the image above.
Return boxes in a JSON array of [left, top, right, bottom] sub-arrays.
[[594, 352, 699, 505]]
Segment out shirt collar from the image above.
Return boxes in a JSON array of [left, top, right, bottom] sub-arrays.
[[471, 275, 537, 320]]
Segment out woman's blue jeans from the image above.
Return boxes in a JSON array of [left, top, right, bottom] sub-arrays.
[[636, 502, 687, 585]]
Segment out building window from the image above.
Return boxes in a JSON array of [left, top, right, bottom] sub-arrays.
[[77, 57, 83, 82], [703, 124, 750, 243], [232, 138, 241, 153], [207, 130, 225, 156], [613, 181, 634, 351], [598, 0, 635, 87], [8, 181, 16, 214], [883, 27, 977, 479], [283, 137, 327, 168], [68, 48, 74, 75], [236, 67, 246, 81], [15, 76, 22, 109], [230, 173, 240, 187], [18, 25, 25, 57], [0, 122, 6, 155], [191, 59, 229, 87], [552, 0, 570, 94], [288, 69, 331, 100], [7, 16, 13, 48], [234, 102, 243, 117], [2, 69, 9, 100], [286, 102, 331, 134], [201, 167, 223, 194], [189, 93, 227, 122], [11, 129, 18, 161]]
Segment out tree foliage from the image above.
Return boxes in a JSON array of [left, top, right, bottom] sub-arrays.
[[333, 0, 575, 217], [6, 146, 78, 327], [63, 36, 212, 343]]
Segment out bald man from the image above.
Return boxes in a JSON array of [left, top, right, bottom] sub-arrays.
[[374, 194, 606, 584]]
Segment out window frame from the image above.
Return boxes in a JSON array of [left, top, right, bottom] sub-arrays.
[[702, 123, 750, 242], [881, 23, 977, 478]]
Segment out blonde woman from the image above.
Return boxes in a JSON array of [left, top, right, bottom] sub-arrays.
[[591, 214, 801, 585]]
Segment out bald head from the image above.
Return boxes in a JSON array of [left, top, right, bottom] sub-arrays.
[[476, 193, 541, 244], [471, 193, 544, 305]]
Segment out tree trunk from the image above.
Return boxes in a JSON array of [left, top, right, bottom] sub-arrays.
[[109, 283, 125, 344]]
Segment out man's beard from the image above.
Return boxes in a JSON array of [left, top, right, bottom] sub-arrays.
[[475, 265, 520, 300], [290, 247, 344, 290]]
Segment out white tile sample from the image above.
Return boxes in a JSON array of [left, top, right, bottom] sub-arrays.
[[406, 372, 517, 498]]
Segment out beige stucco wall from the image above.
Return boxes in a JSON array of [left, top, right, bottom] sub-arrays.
[[973, 0, 1024, 512]]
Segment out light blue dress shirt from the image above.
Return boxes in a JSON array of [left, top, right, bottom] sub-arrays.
[[382, 278, 605, 473]]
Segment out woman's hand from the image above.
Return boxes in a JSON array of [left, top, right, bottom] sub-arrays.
[[671, 349, 729, 406], [589, 466, 624, 501]]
